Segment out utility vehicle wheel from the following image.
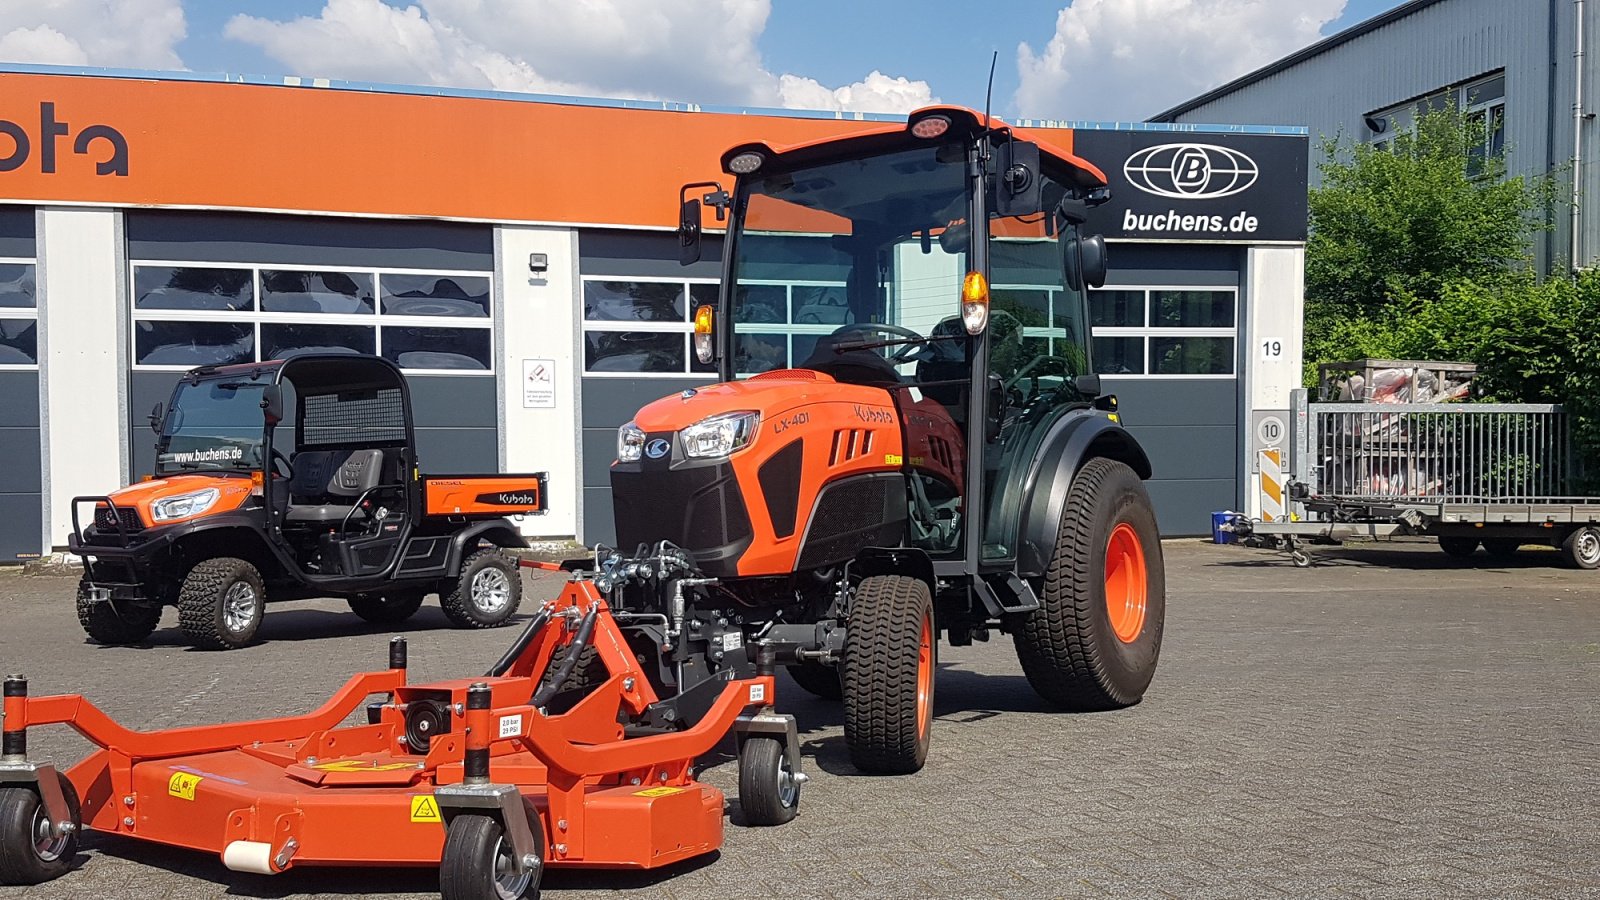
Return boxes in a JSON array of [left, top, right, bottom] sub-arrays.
[[842, 574, 935, 775], [1015, 457, 1165, 712], [75, 579, 161, 645], [0, 772, 81, 886], [1481, 538, 1522, 559], [178, 558, 265, 651], [439, 812, 541, 900], [442, 550, 522, 629], [347, 591, 427, 625], [1437, 536, 1480, 558], [785, 662, 842, 700], [738, 735, 800, 826], [1560, 527, 1600, 570]]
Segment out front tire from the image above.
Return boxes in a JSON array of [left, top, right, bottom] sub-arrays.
[[75, 579, 161, 645], [347, 590, 427, 624], [177, 558, 266, 650], [1015, 457, 1165, 711], [842, 574, 935, 775], [738, 735, 800, 826], [0, 773, 81, 886], [439, 813, 541, 900], [442, 550, 522, 629]]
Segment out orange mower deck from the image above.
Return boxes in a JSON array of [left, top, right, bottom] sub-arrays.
[[0, 575, 800, 897]]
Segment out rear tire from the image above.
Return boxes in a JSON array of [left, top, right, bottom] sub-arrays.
[[1560, 527, 1600, 570], [76, 579, 161, 645], [842, 574, 935, 775], [738, 735, 800, 826], [1015, 457, 1165, 711], [0, 773, 81, 886], [1437, 536, 1480, 558], [442, 550, 522, 629], [347, 590, 427, 624], [784, 662, 842, 700], [439, 812, 541, 900], [177, 558, 265, 651]]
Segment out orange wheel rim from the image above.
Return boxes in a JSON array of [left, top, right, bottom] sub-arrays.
[[915, 613, 933, 738], [1105, 522, 1148, 643]]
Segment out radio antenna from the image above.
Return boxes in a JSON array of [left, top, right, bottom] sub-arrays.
[[981, 50, 998, 160]]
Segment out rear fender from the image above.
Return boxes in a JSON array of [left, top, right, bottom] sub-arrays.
[[1015, 415, 1152, 578], [445, 519, 529, 574]]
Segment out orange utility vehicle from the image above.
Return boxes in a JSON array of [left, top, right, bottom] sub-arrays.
[[0, 569, 802, 899], [68, 354, 545, 650], [603, 106, 1166, 774]]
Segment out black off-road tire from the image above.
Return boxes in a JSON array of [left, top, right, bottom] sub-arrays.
[[738, 735, 800, 826], [1480, 538, 1522, 559], [442, 550, 522, 629], [177, 558, 266, 651], [1560, 526, 1600, 570], [539, 643, 608, 713], [842, 574, 935, 775], [439, 812, 541, 900], [1015, 457, 1165, 711], [0, 773, 81, 886], [784, 662, 842, 700], [75, 579, 161, 645], [347, 590, 427, 624], [1437, 536, 1480, 558]]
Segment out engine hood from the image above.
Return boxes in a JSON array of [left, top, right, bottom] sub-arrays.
[[104, 473, 254, 527], [630, 370, 894, 432]]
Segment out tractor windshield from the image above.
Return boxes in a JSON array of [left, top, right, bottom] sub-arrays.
[[727, 143, 972, 381], [156, 375, 270, 474]]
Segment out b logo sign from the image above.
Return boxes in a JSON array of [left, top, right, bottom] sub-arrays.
[[1123, 143, 1258, 200]]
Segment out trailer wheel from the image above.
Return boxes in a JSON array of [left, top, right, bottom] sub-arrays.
[[177, 558, 266, 650], [347, 590, 427, 624], [1015, 457, 1165, 711], [842, 574, 934, 775], [442, 550, 522, 629], [738, 735, 800, 825], [1560, 527, 1600, 570], [1437, 536, 1480, 558], [439, 813, 540, 900], [1481, 538, 1522, 559], [75, 579, 161, 645], [784, 662, 842, 700], [0, 772, 81, 886]]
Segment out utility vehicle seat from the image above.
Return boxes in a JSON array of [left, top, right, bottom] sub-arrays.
[[285, 449, 384, 523]]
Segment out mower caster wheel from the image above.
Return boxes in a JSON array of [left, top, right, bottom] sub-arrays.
[[439, 813, 541, 900], [178, 558, 266, 650], [738, 735, 800, 826], [1290, 549, 1313, 568], [348, 590, 427, 625], [0, 772, 81, 886], [443, 550, 522, 629], [76, 579, 161, 645]]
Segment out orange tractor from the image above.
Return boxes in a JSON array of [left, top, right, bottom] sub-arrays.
[[606, 105, 1166, 773]]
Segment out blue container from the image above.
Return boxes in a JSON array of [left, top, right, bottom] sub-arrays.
[[1211, 510, 1240, 544]]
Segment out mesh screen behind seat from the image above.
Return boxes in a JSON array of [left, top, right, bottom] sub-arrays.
[[301, 388, 406, 446]]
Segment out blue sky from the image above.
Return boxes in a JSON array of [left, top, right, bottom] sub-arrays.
[[4, 0, 1413, 121]]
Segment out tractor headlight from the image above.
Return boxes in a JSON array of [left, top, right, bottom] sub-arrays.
[[681, 411, 759, 459], [617, 422, 646, 462], [150, 487, 220, 522]]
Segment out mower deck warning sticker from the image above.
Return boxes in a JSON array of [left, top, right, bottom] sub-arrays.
[[410, 795, 442, 823], [314, 759, 416, 772], [633, 786, 685, 797], [167, 771, 202, 801]]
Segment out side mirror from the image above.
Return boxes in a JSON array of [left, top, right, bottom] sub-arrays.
[[261, 385, 283, 425], [1074, 373, 1102, 397], [1062, 232, 1109, 291], [148, 402, 164, 434], [993, 140, 1043, 218], [678, 197, 703, 266]]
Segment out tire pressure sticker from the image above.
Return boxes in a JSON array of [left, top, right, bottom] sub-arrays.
[[409, 795, 443, 823], [634, 786, 685, 797], [748, 683, 767, 704], [167, 771, 203, 801], [498, 714, 523, 739]]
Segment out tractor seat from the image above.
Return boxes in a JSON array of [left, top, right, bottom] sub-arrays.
[[285, 449, 384, 523]]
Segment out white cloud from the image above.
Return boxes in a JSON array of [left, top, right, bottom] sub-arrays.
[[0, 0, 186, 69], [225, 0, 936, 113], [1014, 0, 1346, 121]]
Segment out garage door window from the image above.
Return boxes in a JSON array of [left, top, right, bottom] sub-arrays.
[[0, 260, 37, 368], [1089, 286, 1236, 377], [131, 263, 493, 374], [581, 278, 718, 375]]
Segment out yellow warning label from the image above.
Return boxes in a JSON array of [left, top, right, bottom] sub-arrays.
[[633, 786, 686, 798], [884, 454, 903, 465], [314, 759, 416, 772], [410, 795, 443, 823], [167, 772, 202, 801]]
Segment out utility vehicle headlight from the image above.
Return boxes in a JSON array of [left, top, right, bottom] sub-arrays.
[[150, 487, 221, 522], [681, 411, 759, 459], [617, 422, 646, 462]]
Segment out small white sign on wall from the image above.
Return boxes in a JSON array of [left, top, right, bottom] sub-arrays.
[[522, 358, 556, 409]]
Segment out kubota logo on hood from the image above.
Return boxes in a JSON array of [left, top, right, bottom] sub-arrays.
[[1123, 143, 1259, 200]]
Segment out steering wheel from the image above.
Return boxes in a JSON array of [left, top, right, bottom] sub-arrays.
[[831, 323, 928, 363], [269, 446, 294, 480]]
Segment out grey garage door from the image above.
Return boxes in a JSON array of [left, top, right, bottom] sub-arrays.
[[0, 208, 40, 560]]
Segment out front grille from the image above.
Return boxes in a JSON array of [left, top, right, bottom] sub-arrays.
[[94, 506, 144, 534]]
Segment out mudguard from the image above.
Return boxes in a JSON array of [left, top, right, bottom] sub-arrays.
[[1014, 413, 1152, 579], [444, 519, 530, 574]]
